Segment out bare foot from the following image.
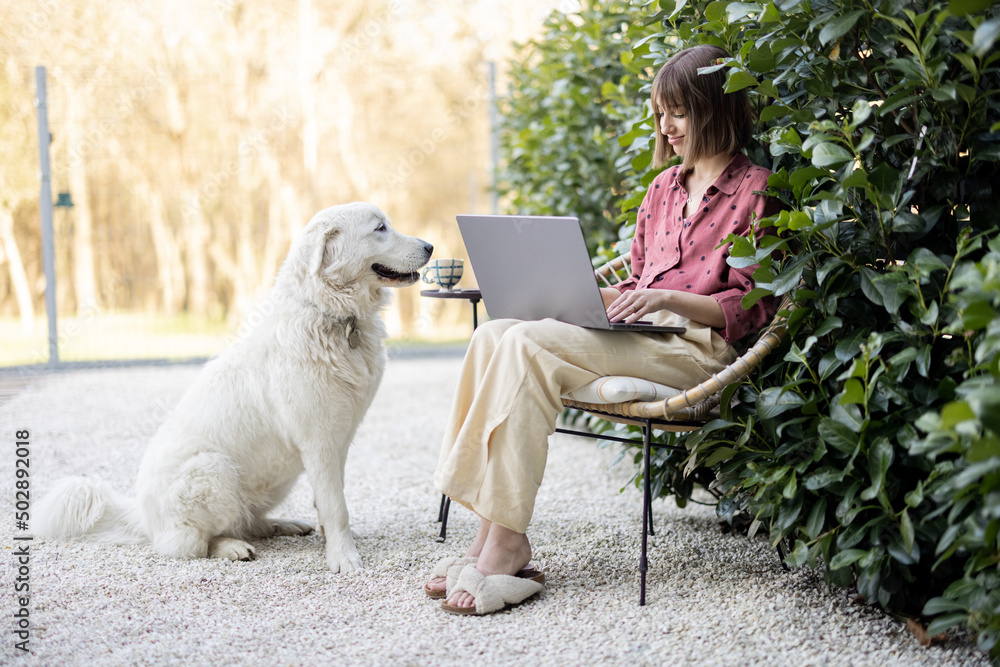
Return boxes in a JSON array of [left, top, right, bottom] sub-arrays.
[[425, 519, 492, 596], [445, 523, 531, 610]]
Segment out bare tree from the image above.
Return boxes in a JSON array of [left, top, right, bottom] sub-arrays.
[[0, 51, 39, 331], [0, 0, 567, 361]]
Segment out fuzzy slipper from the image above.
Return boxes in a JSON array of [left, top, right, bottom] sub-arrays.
[[440, 563, 545, 615], [424, 556, 478, 599], [425, 557, 545, 599]]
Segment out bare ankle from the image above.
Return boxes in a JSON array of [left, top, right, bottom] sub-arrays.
[[477, 526, 532, 575]]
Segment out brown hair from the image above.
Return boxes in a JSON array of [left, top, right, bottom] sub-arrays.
[[651, 45, 753, 168]]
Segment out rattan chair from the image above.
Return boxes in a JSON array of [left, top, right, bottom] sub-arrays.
[[434, 254, 794, 605], [557, 254, 794, 604]]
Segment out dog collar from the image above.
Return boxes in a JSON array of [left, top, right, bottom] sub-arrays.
[[302, 301, 362, 349], [344, 316, 362, 349]]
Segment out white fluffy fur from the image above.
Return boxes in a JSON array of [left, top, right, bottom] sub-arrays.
[[36, 202, 433, 572]]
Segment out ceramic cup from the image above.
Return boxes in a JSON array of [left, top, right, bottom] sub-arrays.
[[421, 258, 464, 291]]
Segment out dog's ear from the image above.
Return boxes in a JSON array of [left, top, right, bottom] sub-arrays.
[[309, 228, 340, 276]]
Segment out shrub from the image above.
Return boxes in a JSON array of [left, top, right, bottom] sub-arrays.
[[495, 0, 656, 256], [612, 0, 1000, 653]]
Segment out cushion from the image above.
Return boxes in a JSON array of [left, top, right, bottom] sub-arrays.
[[561, 376, 682, 405]]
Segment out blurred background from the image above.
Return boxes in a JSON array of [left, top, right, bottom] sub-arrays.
[[0, 0, 571, 366]]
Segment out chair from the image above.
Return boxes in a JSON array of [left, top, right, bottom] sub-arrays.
[[435, 253, 794, 605]]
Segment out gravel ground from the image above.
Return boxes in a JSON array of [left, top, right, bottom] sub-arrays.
[[0, 356, 989, 666]]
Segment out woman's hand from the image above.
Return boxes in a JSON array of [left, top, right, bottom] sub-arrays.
[[606, 289, 674, 324], [606, 288, 727, 328]]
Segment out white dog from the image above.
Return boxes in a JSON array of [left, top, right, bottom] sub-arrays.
[[37, 202, 433, 572]]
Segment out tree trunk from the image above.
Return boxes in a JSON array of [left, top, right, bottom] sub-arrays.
[[67, 93, 99, 313], [181, 192, 213, 316], [260, 146, 301, 288], [0, 206, 35, 332], [145, 186, 185, 314], [299, 0, 318, 209]]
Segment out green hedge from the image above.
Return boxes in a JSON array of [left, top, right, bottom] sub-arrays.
[[622, 0, 1000, 654], [497, 0, 1000, 656], [495, 0, 658, 256]]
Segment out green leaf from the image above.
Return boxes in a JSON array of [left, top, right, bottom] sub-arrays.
[[772, 253, 812, 295], [831, 402, 864, 432], [888, 347, 918, 368], [829, 548, 868, 570], [866, 439, 895, 497], [727, 2, 763, 22], [818, 10, 865, 46], [775, 494, 805, 531], [840, 378, 866, 405], [819, 418, 860, 454], [916, 345, 932, 378], [922, 597, 967, 615], [760, 1, 780, 22], [908, 247, 949, 274], [704, 446, 738, 467], [962, 300, 995, 330], [871, 273, 916, 315], [926, 613, 970, 638], [835, 330, 866, 363], [949, 0, 996, 16], [941, 401, 976, 428], [817, 257, 846, 284], [936, 523, 963, 556], [973, 18, 1000, 57], [814, 316, 843, 337], [905, 484, 924, 508], [725, 70, 760, 93], [805, 466, 847, 490], [742, 287, 772, 309], [789, 166, 829, 187], [805, 497, 828, 539], [748, 45, 776, 72], [783, 472, 798, 499], [849, 99, 872, 128], [758, 387, 806, 420], [760, 105, 791, 122], [785, 539, 810, 567], [811, 142, 854, 169], [704, 1, 729, 22], [787, 211, 813, 230], [843, 169, 869, 188], [900, 509, 914, 552]]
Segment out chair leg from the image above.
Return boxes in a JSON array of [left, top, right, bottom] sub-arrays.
[[775, 539, 789, 572], [435, 495, 451, 543], [640, 422, 651, 606], [437, 493, 447, 522], [647, 489, 656, 537]]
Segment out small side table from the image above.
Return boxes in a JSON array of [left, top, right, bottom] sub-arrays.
[[420, 287, 483, 542], [419, 288, 482, 330]]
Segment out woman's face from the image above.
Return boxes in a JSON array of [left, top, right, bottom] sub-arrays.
[[656, 100, 689, 157]]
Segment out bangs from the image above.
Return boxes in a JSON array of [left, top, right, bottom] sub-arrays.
[[652, 66, 687, 112]]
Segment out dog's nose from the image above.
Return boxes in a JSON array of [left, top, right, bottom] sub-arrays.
[[423, 242, 434, 257]]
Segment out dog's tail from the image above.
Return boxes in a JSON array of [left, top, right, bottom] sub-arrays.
[[35, 476, 146, 544]]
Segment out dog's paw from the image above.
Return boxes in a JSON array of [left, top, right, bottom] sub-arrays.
[[208, 537, 257, 562], [327, 553, 362, 573], [269, 520, 315, 537], [326, 548, 362, 574]]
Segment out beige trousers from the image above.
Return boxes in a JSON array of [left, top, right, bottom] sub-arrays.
[[434, 313, 738, 533]]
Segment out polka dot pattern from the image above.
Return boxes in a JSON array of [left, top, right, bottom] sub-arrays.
[[615, 154, 780, 343]]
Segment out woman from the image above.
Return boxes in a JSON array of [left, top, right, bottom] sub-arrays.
[[426, 44, 780, 615]]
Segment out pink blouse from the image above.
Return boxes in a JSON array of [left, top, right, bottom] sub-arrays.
[[616, 153, 780, 343]]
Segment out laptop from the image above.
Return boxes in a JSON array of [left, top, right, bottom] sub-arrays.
[[456, 214, 686, 333]]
